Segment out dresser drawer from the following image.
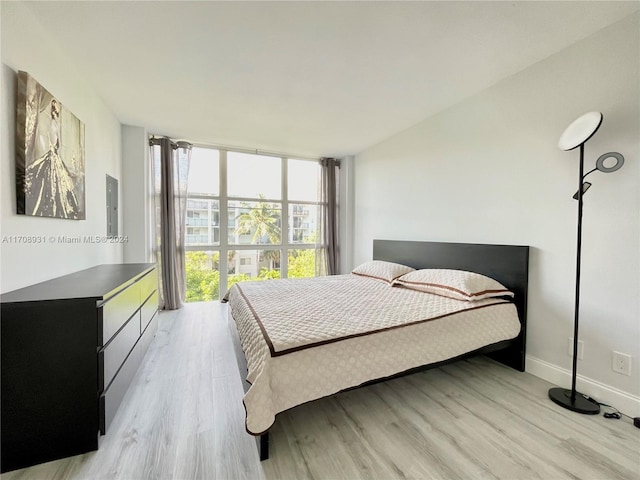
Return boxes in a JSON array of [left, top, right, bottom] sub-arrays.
[[99, 281, 141, 346], [140, 311, 158, 355], [99, 311, 157, 435], [99, 311, 141, 393], [140, 291, 158, 334], [99, 337, 142, 435], [138, 269, 158, 305]]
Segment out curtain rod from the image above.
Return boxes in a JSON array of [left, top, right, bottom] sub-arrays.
[[190, 140, 323, 163], [148, 137, 192, 150], [149, 135, 340, 166]]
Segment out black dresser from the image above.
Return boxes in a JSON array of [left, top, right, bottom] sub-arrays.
[[1, 263, 159, 472]]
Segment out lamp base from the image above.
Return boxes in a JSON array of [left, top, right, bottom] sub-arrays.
[[548, 387, 600, 414]]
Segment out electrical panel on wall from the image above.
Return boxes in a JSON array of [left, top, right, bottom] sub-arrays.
[[106, 175, 118, 237]]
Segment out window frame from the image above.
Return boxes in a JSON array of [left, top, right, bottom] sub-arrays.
[[184, 147, 321, 297]]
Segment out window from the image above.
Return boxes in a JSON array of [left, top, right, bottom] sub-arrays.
[[229, 200, 282, 245], [227, 152, 281, 199], [184, 148, 321, 302], [288, 159, 319, 242]]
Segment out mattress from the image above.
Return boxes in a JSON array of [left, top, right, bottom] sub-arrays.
[[224, 274, 521, 435]]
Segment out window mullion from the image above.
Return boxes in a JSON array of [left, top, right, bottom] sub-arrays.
[[281, 157, 288, 278], [219, 150, 228, 295]]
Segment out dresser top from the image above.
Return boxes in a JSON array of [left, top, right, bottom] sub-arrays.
[[1, 263, 156, 304]]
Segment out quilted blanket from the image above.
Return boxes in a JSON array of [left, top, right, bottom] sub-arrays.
[[225, 274, 520, 434]]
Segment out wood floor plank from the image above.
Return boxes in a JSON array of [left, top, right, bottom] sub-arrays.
[[2, 302, 638, 480]]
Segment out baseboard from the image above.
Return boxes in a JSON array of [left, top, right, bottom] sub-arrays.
[[526, 355, 640, 417]]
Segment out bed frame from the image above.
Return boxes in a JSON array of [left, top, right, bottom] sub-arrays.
[[228, 240, 529, 461]]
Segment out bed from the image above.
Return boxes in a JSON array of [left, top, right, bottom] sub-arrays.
[[224, 240, 529, 461]]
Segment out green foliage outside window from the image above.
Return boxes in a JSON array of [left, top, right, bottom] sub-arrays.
[[184, 252, 281, 302], [185, 250, 317, 302], [227, 273, 251, 290], [185, 195, 318, 302], [288, 249, 315, 278], [185, 251, 220, 302]]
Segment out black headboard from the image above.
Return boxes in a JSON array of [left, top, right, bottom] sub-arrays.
[[373, 239, 530, 371]]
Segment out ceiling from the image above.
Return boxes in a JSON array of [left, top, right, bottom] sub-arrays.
[[23, 1, 640, 158]]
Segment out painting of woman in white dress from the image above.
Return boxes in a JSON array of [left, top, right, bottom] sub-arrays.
[[16, 71, 85, 219]]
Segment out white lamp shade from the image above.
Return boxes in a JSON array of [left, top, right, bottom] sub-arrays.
[[558, 112, 603, 151]]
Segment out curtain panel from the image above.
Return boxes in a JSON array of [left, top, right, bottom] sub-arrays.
[[316, 157, 340, 276], [149, 137, 192, 310]]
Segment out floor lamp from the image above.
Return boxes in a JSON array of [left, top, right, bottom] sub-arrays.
[[548, 112, 625, 414]]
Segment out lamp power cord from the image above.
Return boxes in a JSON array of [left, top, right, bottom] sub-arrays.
[[579, 394, 637, 425], [594, 400, 640, 427], [599, 403, 622, 420]]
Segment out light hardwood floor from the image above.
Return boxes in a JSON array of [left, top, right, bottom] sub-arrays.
[[3, 302, 638, 480]]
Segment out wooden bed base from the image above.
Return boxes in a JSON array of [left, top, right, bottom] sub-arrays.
[[227, 240, 530, 461], [373, 240, 529, 373]]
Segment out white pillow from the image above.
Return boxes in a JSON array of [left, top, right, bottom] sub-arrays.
[[352, 260, 415, 285], [392, 269, 514, 301]]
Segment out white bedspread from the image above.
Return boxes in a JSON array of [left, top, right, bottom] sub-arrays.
[[225, 274, 520, 435]]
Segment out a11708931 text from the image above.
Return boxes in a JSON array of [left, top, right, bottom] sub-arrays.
[[2, 235, 129, 244]]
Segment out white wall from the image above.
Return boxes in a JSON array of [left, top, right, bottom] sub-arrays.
[[354, 14, 639, 414], [122, 125, 150, 263], [1, 2, 123, 293]]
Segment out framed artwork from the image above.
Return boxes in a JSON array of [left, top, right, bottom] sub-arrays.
[[16, 71, 86, 220]]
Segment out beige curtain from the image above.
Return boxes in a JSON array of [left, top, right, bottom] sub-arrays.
[[316, 157, 339, 276], [149, 137, 192, 310]]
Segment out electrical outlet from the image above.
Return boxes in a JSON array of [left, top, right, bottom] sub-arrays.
[[568, 338, 584, 360], [612, 351, 632, 376]]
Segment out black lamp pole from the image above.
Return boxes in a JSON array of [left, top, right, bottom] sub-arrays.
[[571, 145, 584, 402], [549, 112, 625, 414], [548, 143, 600, 414]]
